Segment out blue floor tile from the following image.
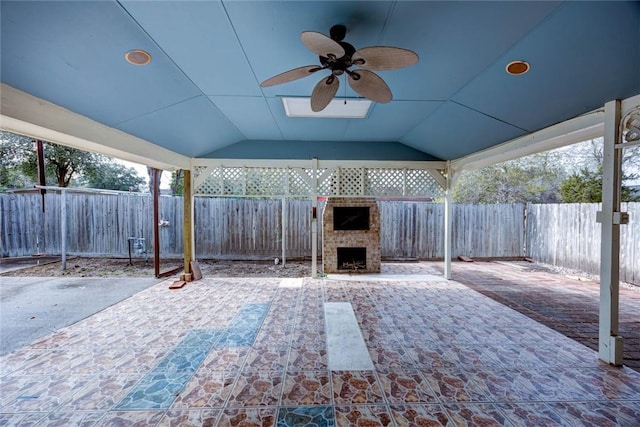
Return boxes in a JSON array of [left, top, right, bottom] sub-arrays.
[[114, 304, 270, 409], [115, 371, 193, 409], [277, 407, 335, 427]]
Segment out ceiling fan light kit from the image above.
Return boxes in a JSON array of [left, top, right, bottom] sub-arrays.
[[261, 24, 419, 112]]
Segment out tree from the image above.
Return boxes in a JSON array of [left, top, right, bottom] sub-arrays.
[[453, 152, 566, 204], [573, 138, 640, 174], [556, 138, 639, 203], [146, 166, 163, 194], [169, 170, 184, 195], [453, 138, 640, 204], [82, 160, 145, 192], [0, 132, 34, 190], [560, 165, 638, 203], [0, 131, 145, 191], [5, 134, 99, 187], [560, 168, 602, 203]]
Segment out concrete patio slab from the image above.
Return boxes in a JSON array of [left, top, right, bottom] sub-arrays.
[[0, 276, 162, 355]]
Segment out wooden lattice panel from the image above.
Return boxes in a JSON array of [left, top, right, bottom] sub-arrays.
[[288, 168, 313, 197], [337, 168, 364, 196], [365, 169, 404, 197], [316, 169, 334, 196], [194, 164, 443, 198], [222, 167, 244, 196], [246, 168, 287, 196], [406, 169, 442, 198], [193, 166, 208, 180], [195, 167, 222, 195]]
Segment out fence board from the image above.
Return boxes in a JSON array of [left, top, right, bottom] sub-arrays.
[[1, 193, 637, 284], [526, 202, 638, 284]]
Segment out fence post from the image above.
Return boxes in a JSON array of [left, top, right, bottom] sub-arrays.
[[281, 197, 287, 267]]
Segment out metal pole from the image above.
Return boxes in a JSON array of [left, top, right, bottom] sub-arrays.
[[36, 140, 46, 207], [281, 197, 287, 267], [153, 168, 161, 278], [36, 140, 47, 255]]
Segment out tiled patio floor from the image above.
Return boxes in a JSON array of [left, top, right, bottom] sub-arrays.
[[451, 261, 640, 372], [1, 262, 640, 426]]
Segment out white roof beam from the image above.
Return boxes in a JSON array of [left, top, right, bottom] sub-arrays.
[[0, 83, 190, 171], [194, 158, 446, 171], [451, 109, 606, 173]]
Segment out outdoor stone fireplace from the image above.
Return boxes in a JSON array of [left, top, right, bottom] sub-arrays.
[[322, 197, 381, 273]]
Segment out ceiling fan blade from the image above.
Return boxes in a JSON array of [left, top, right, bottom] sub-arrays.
[[311, 74, 339, 112], [260, 65, 322, 87], [301, 31, 345, 58], [352, 46, 419, 71], [348, 70, 392, 103]]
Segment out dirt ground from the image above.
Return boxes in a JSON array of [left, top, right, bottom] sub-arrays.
[[0, 257, 311, 278]]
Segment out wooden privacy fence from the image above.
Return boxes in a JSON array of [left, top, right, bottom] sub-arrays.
[[0, 193, 522, 260], [1, 193, 638, 284], [526, 202, 639, 286]]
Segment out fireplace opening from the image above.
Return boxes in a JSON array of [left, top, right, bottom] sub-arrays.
[[337, 247, 366, 270], [333, 207, 369, 230]]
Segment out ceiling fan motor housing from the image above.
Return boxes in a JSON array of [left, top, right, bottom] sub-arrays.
[[319, 41, 356, 75]]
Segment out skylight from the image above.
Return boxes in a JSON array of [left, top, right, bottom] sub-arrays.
[[281, 97, 372, 118]]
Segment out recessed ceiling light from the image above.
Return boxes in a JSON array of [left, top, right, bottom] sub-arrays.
[[506, 60, 530, 75], [125, 49, 151, 66], [282, 97, 372, 118]]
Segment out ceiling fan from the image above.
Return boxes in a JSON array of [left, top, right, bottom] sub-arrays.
[[260, 24, 419, 112]]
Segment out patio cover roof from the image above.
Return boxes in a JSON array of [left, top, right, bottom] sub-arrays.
[[1, 1, 639, 170]]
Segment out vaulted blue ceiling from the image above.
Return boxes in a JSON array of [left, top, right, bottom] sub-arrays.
[[1, 1, 639, 162]]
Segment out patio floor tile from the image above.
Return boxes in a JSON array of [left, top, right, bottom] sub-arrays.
[[1, 261, 639, 425]]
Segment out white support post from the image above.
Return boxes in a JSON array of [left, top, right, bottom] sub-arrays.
[[598, 100, 623, 366], [311, 158, 319, 278], [281, 197, 287, 267], [190, 170, 196, 262], [444, 162, 454, 280], [60, 188, 67, 271], [402, 168, 407, 196]]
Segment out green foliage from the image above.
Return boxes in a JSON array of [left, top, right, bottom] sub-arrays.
[[23, 143, 96, 187], [453, 152, 566, 204], [0, 133, 34, 190], [560, 168, 602, 203], [560, 166, 639, 203], [169, 170, 184, 195], [0, 131, 144, 191], [82, 161, 145, 192]]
